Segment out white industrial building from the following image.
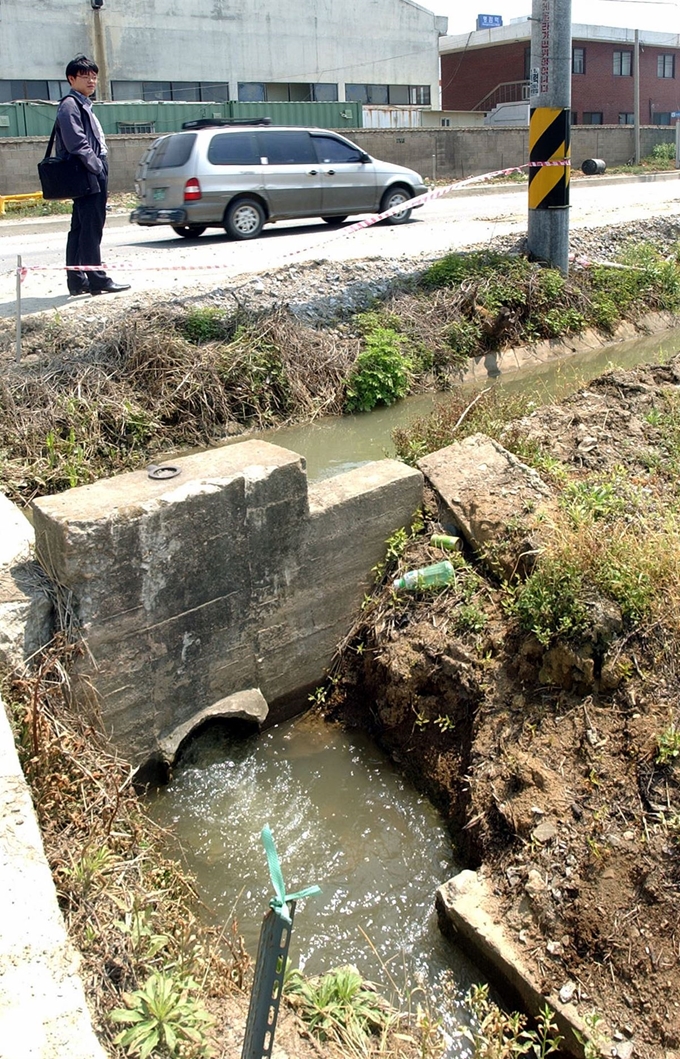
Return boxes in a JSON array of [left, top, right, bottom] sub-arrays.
[[0, 0, 446, 108]]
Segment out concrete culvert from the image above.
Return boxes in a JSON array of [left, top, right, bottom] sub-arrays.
[[581, 158, 606, 175]]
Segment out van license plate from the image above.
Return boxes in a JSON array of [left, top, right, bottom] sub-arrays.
[[153, 188, 166, 201]]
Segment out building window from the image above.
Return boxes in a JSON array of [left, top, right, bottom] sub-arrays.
[[571, 111, 578, 125], [658, 54, 675, 78], [582, 112, 603, 124], [199, 83, 230, 102], [653, 112, 672, 125], [441, 117, 451, 126], [0, 79, 51, 101], [346, 83, 430, 106], [613, 51, 633, 76], [618, 112, 634, 124], [238, 82, 266, 102], [409, 85, 431, 105], [573, 47, 586, 74], [312, 83, 338, 102], [524, 46, 531, 80]]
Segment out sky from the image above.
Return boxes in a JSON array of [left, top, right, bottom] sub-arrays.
[[420, 0, 680, 36]]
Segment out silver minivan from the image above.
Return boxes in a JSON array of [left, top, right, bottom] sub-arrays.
[[130, 123, 427, 240]]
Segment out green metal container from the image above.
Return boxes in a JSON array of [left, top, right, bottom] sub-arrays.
[[1, 98, 362, 138]]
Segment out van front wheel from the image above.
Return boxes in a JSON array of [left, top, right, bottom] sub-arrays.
[[225, 198, 265, 240], [379, 187, 413, 224]]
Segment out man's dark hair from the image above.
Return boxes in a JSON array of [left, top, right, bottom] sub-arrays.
[[65, 55, 99, 80]]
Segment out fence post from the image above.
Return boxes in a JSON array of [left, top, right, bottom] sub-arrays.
[[240, 826, 321, 1059], [15, 255, 22, 363]]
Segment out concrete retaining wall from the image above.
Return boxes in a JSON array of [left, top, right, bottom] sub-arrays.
[[31, 440, 423, 769], [1, 125, 674, 194]]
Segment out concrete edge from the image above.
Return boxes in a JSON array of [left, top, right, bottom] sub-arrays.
[[0, 696, 106, 1059], [436, 870, 618, 1059]]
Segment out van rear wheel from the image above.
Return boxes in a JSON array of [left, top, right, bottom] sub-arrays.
[[225, 198, 265, 240], [172, 225, 206, 239], [380, 187, 413, 224]]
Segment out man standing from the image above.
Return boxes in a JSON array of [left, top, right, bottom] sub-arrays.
[[55, 55, 130, 297]]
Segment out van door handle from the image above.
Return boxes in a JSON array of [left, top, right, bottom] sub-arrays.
[[325, 169, 336, 176], [308, 169, 318, 175]]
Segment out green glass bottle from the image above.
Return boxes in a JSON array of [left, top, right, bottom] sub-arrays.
[[392, 560, 455, 592]]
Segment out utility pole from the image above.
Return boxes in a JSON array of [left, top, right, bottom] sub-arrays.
[[634, 29, 640, 164], [91, 0, 111, 100], [527, 0, 572, 274]]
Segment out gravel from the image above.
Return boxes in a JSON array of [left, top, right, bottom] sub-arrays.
[[178, 213, 680, 328]]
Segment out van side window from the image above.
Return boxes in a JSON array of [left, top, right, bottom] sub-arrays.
[[311, 135, 365, 164], [257, 130, 316, 164], [148, 133, 197, 169], [207, 131, 260, 165]]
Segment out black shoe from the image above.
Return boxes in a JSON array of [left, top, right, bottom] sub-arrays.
[[91, 281, 131, 295], [68, 286, 90, 297]]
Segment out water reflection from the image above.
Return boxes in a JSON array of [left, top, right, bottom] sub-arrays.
[[148, 712, 481, 1040]]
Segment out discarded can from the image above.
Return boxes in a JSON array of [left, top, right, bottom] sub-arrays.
[[430, 533, 461, 551], [392, 560, 455, 592]]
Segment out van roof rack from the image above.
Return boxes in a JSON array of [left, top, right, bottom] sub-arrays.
[[181, 117, 272, 130]]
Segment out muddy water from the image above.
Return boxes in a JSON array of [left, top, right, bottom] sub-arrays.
[[229, 326, 680, 481], [148, 712, 481, 1038]]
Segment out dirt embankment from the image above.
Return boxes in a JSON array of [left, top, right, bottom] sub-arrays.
[[326, 357, 680, 1059]]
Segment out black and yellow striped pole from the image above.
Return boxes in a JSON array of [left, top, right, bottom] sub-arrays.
[[527, 0, 572, 274]]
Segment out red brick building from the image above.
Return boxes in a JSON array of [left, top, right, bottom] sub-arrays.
[[440, 22, 680, 125]]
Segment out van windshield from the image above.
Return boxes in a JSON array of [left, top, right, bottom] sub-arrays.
[[148, 134, 197, 169]]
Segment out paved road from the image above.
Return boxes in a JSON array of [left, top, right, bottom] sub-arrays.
[[1, 174, 679, 319]]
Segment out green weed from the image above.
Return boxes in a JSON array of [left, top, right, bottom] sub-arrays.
[[511, 557, 589, 646], [345, 326, 412, 412], [111, 972, 214, 1058], [458, 983, 563, 1058], [284, 964, 393, 1051], [179, 307, 227, 344], [656, 721, 680, 766]]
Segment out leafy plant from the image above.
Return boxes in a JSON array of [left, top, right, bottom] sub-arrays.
[[454, 602, 488, 634], [656, 721, 680, 766], [512, 557, 589, 646], [179, 307, 226, 344], [111, 972, 214, 1059], [653, 141, 675, 161], [458, 984, 563, 1058], [345, 326, 412, 412], [284, 964, 392, 1050]]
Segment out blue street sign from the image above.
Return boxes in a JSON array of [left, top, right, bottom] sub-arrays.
[[476, 13, 503, 29]]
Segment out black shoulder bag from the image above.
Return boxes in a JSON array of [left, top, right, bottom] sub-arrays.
[[38, 101, 100, 200]]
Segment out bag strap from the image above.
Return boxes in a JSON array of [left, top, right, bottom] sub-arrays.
[[45, 94, 90, 160]]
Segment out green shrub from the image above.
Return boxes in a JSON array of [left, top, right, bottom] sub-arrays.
[[179, 307, 227, 344], [512, 558, 589, 646], [345, 327, 412, 412], [652, 141, 675, 161]]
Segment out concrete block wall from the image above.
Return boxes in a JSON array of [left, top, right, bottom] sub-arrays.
[[31, 441, 423, 769], [1, 127, 675, 195]]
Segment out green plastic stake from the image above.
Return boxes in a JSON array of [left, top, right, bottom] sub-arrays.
[[241, 826, 321, 1059]]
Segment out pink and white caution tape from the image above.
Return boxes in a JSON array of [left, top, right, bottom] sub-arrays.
[[10, 158, 573, 283]]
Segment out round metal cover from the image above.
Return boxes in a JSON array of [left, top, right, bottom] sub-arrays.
[[147, 465, 181, 480]]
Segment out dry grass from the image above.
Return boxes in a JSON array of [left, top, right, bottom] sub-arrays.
[[0, 305, 359, 505], [3, 640, 251, 1056]]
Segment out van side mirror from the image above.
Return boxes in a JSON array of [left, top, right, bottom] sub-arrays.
[[359, 151, 371, 163]]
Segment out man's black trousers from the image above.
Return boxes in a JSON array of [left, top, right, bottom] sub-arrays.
[[66, 172, 108, 292]]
